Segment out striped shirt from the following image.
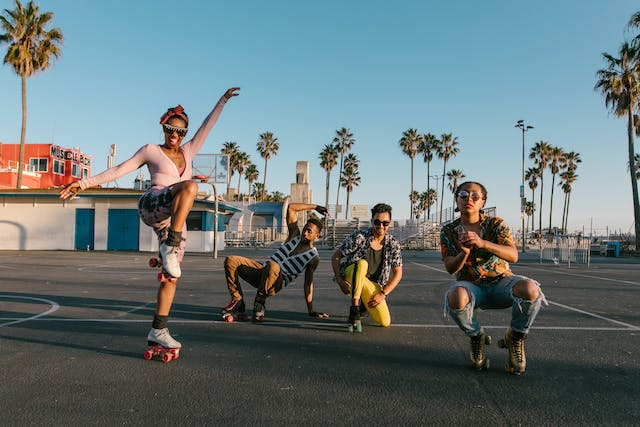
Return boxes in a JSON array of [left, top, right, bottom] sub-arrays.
[[268, 236, 319, 286]]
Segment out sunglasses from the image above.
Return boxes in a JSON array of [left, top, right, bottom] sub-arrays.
[[373, 219, 391, 227], [162, 123, 188, 137], [457, 190, 483, 201]]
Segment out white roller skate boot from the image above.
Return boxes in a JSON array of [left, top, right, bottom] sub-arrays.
[[147, 327, 182, 349], [159, 242, 181, 278]]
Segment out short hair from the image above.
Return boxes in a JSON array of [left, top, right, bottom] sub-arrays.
[[371, 203, 392, 219], [455, 181, 488, 201], [306, 218, 323, 232]]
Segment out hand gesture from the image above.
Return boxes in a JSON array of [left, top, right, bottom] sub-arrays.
[[308, 311, 329, 318], [59, 182, 82, 200], [314, 205, 329, 216], [223, 87, 240, 100]]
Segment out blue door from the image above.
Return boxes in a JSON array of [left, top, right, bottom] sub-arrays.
[[107, 209, 140, 250], [75, 209, 95, 250]]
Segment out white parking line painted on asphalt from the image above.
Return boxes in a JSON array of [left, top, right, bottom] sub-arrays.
[[516, 264, 640, 286], [0, 295, 60, 327]]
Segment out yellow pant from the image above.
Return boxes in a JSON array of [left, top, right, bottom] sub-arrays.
[[344, 259, 391, 327]]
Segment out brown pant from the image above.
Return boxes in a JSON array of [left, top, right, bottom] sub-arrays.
[[224, 255, 285, 302]]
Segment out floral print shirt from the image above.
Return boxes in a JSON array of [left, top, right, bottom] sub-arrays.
[[440, 213, 514, 284], [338, 228, 403, 286]]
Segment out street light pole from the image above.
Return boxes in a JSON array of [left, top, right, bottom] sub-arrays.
[[515, 120, 533, 253]]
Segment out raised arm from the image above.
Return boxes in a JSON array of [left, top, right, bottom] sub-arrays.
[[184, 87, 240, 155], [284, 202, 328, 241], [303, 257, 328, 318]]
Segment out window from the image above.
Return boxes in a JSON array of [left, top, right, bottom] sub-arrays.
[[29, 158, 48, 172], [53, 159, 65, 175], [71, 163, 81, 178], [82, 168, 89, 179]]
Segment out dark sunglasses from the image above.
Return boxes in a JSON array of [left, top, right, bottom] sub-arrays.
[[162, 123, 188, 137], [373, 219, 391, 227], [457, 190, 483, 201]]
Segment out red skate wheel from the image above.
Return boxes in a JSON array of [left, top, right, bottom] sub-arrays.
[[149, 258, 159, 268], [161, 352, 172, 363], [158, 272, 165, 282], [143, 350, 153, 361], [171, 349, 180, 359], [225, 315, 234, 323]]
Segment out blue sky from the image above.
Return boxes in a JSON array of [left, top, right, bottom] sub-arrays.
[[1, 0, 639, 235]]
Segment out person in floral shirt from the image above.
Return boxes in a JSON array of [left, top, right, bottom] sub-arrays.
[[441, 181, 546, 374], [331, 203, 403, 332]]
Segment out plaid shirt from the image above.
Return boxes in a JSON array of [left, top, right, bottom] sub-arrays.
[[440, 213, 514, 284], [338, 228, 403, 286]]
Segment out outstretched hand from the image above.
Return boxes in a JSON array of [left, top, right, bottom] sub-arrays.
[[59, 182, 81, 200], [223, 87, 240, 100], [308, 311, 329, 318], [314, 205, 329, 216]]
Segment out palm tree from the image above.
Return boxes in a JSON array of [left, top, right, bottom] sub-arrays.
[[546, 145, 565, 232], [221, 141, 239, 195], [256, 131, 279, 201], [634, 153, 640, 179], [1, 0, 63, 189], [525, 167, 540, 232], [332, 128, 355, 219], [409, 190, 421, 221], [420, 133, 439, 219], [234, 152, 250, 199], [251, 182, 264, 200], [524, 201, 535, 237], [529, 141, 551, 235], [447, 169, 465, 220], [318, 144, 339, 218], [436, 133, 460, 223], [340, 153, 360, 220], [399, 128, 423, 220], [244, 163, 259, 199], [596, 41, 640, 249], [559, 169, 578, 234]]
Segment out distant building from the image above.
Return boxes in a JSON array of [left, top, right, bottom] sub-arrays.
[[0, 143, 92, 189]]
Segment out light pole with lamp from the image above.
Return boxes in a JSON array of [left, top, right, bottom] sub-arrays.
[[515, 120, 533, 253]]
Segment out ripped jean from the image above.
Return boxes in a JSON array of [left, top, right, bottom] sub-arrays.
[[444, 275, 546, 336]]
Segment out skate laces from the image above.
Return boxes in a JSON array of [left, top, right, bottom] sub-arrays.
[[509, 332, 525, 363], [348, 305, 360, 323], [470, 335, 484, 360]]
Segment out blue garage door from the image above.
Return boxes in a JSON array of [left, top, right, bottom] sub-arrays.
[[75, 209, 95, 250], [107, 209, 140, 250]]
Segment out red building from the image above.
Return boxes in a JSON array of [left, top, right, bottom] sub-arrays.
[[0, 143, 92, 189]]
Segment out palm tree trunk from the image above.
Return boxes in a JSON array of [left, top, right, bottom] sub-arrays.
[[548, 173, 556, 232], [409, 158, 414, 220], [626, 108, 640, 249], [345, 189, 351, 221], [531, 188, 536, 233], [262, 159, 268, 201], [237, 173, 242, 200], [17, 75, 28, 189], [561, 193, 567, 234], [439, 162, 446, 224], [538, 178, 544, 236], [426, 161, 431, 220], [335, 155, 343, 219], [565, 192, 572, 234]]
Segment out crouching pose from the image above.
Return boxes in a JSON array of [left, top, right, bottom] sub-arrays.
[[441, 181, 547, 374], [222, 202, 329, 322], [331, 203, 402, 332]]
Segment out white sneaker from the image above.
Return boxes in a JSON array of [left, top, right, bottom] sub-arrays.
[[147, 327, 182, 348], [159, 242, 181, 278]]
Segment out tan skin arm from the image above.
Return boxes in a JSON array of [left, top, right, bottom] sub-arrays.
[[331, 248, 351, 295], [443, 230, 518, 275], [303, 257, 328, 318], [367, 265, 402, 308]]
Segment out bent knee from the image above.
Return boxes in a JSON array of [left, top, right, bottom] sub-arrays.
[[447, 286, 470, 310], [513, 279, 540, 300]]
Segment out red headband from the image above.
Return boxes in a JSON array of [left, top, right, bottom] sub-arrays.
[[159, 105, 189, 126]]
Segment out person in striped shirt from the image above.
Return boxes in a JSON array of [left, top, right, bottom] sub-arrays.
[[222, 201, 329, 322]]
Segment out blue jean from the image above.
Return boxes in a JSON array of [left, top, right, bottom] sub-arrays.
[[445, 275, 546, 336]]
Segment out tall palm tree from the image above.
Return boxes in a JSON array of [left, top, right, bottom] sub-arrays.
[[420, 133, 439, 219], [436, 133, 460, 223], [559, 169, 578, 234], [525, 167, 540, 232], [1, 0, 63, 189], [256, 131, 279, 201], [332, 128, 355, 219], [596, 41, 640, 249], [529, 141, 552, 235], [234, 151, 250, 199], [221, 141, 239, 195], [524, 201, 535, 237], [244, 163, 259, 199], [409, 190, 421, 220], [251, 182, 264, 200], [399, 128, 422, 220], [340, 153, 360, 220], [447, 169, 465, 219], [318, 144, 338, 218], [546, 145, 565, 232]]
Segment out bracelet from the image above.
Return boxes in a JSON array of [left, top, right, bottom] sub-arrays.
[[381, 290, 387, 297]]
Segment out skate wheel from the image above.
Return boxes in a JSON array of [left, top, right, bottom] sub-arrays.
[[498, 339, 506, 349], [158, 272, 165, 282], [224, 315, 234, 323], [347, 325, 353, 333], [149, 258, 159, 268], [143, 350, 153, 361], [484, 335, 492, 345], [171, 349, 180, 360], [162, 352, 173, 363]]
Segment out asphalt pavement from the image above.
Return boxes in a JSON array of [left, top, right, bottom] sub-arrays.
[[1, 249, 639, 426]]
